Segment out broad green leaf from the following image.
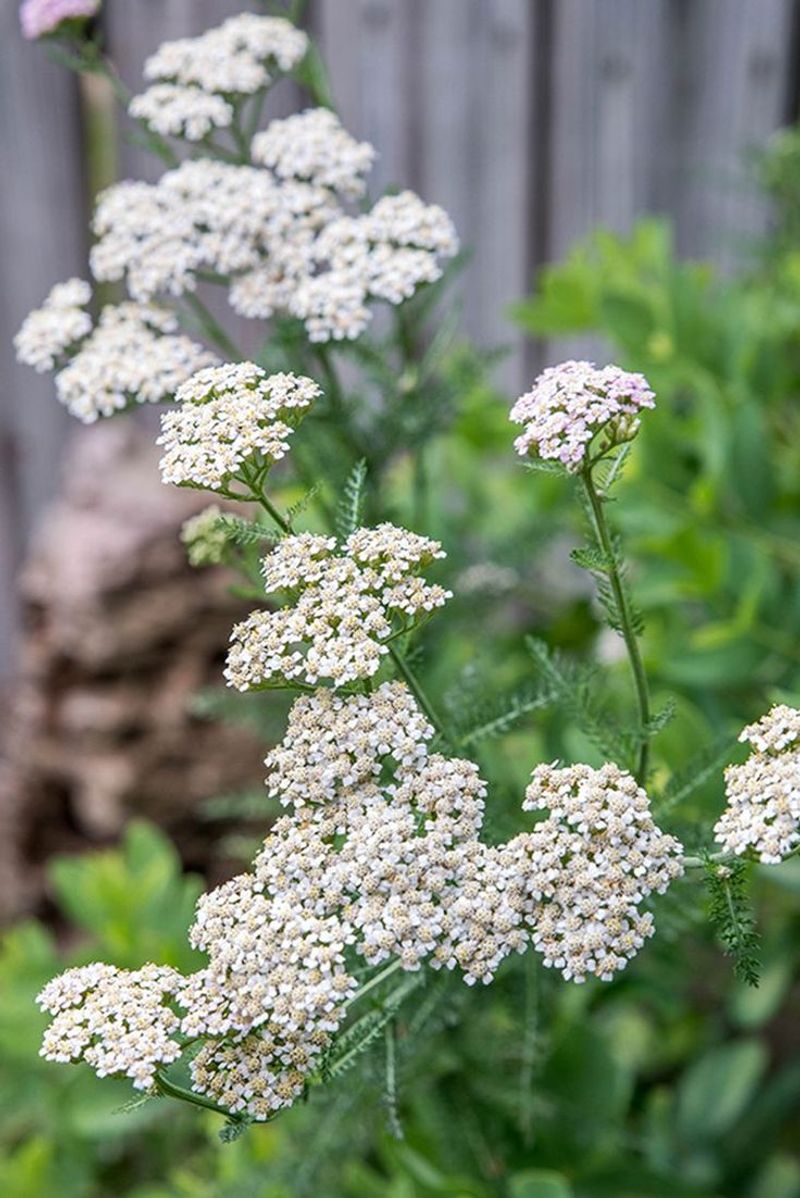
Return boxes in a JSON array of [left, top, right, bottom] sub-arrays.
[[676, 1040, 767, 1141], [507, 1170, 573, 1198]]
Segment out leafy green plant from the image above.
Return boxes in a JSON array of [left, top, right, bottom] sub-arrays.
[[7, 5, 800, 1196]]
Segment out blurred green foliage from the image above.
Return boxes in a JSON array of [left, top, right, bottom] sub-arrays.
[[5, 120, 800, 1198], [2, 825, 799, 1196]]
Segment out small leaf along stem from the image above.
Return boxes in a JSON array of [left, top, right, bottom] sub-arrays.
[[579, 466, 651, 783]]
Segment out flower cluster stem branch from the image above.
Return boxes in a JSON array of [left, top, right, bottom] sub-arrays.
[[183, 292, 243, 360], [580, 467, 651, 783], [346, 959, 404, 1009], [253, 491, 293, 535], [154, 1070, 247, 1122], [388, 645, 450, 746]]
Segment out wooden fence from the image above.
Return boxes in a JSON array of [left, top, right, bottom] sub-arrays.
[[1, 0, 798, 674]]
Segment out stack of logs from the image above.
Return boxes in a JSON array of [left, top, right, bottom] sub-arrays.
[[0, 421, 267, 920]]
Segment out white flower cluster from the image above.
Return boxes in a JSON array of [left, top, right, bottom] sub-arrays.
[[90, 161, 327, 302], [158, 362, 320, 491], [252, 108, 375, 201], [91, 109, 454, 340], [55, 303, 218, 423], [14, 278, 92, 372], [511, 762, 684, 981], [715, 704, 800, 864], [36, 682, 683, 1118], [265, 682, 433, 808], [179, 874, 355, 1118], [225, 526, 451, 690], [37, 963, 183, 1091], [510, 360, 656, 471], [276, 188, 459, 341], [142, 13, 308, 97], [129, 84, 234, 142]]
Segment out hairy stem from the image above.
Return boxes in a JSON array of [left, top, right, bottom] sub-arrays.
[[580, 467, 651, 783]]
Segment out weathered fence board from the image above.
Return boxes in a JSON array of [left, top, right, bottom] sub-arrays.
[[2, 0, 800, 675], [665, 0, 795, 264], [0, 4, 86, 672]]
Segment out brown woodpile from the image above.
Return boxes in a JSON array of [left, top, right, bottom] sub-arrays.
[[0, 421, 267, 920]]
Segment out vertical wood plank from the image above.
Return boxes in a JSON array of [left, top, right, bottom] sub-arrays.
[[663, 0, 795, 266], [0, 8, 86, 674], [471, 0, 537, 391], [105, 0, 261, 181], [547, 0, 668, 263], [315, 0, 417, 196]]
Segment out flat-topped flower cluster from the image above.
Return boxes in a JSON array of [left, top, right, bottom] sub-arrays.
[[511, 359, 655, 471], [140, 13, 308, 100], [158, 362, 321, 492], [715, 704, 800, 864], [15, 287, 217, 422], [15, 14, 458, 421], [225, 525, 452, 690]]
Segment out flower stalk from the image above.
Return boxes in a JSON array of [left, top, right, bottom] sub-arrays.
[[580, 465, 652, 783]]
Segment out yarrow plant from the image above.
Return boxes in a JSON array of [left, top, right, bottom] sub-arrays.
[[17, 5, 800, 1142]]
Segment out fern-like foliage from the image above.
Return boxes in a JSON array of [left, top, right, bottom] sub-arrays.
[[704, 858, 761, 986], [335, 459, 368, 539], [654, 735, 735, 817], [525, 637, 629, 763], [286, 484, 321, 525], [214, 513, 275, 549], [322, 976, 421, 1083], [450, 682, 556, 748]]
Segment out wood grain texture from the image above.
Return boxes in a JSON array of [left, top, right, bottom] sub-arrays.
[[0, 4, 86, 671]]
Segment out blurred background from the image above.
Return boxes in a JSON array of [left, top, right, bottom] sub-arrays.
[[3, 3, 800, 1196]]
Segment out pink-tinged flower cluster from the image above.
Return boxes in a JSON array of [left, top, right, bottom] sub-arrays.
[[510, 360, 655, 472], [20, 0, 99, 39]]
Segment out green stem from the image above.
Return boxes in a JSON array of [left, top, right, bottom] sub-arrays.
[[683, 843, 800, 870], [388, 645, 450, 745], [183, 292, 242, 360], [346, 959, 404, 1009], [253, 491, 293, 535], [682, 853, 728, 870], [230, 101, 253, 163], [580, 467, 651, 783], [155, 1070, 246, 1122], [244, 88, 268, 145], [314, 346, 369, 462]]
